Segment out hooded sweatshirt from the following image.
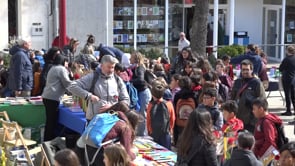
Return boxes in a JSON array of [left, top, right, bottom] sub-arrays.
[[254, 113, 283, 158], [225, 148, 263, 166], [197, 102, 224, 130]]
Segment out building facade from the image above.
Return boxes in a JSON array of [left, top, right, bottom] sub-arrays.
[[0, 0, 294, 61]]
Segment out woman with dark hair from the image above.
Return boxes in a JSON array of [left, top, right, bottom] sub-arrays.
[[170, 47, 196, 75], [40, 47, 61, 93], [42, 53, 72, 141], [279, 142, 295, 166], [177, 109, 218, 166]]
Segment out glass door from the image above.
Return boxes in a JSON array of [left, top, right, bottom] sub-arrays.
[[263, 6, 281, 59]]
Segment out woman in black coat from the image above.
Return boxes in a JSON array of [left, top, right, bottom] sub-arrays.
[[279, 45, 295, 116], [177, 109, 218, 166]]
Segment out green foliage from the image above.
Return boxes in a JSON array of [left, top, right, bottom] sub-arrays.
[[114, 45, 135, 53], [218, 45, 245, 58], [0, 51, 11, 68], [143, 48, 163, 60]]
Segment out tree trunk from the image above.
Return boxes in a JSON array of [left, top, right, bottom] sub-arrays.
[[190, 0, 209, 58]]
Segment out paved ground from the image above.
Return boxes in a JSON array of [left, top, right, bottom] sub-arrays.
[[267, 90, 295, 142]]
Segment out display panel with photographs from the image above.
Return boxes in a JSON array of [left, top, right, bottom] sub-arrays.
[[114, 0, 166, 48]]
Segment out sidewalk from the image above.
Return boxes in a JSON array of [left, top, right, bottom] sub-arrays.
[[267, 91, 295, 141]]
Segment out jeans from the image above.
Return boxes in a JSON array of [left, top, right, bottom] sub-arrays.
[[136, 88, 151, 136]]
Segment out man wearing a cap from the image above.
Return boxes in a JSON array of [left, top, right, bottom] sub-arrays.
[[8, 37, 33, 97], [68, 55, 130, 120]]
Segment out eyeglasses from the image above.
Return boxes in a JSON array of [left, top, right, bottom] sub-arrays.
[[203, 96, 212, 99]]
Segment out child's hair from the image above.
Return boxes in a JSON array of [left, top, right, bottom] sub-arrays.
[[203, 87, 217, 98], [215, 59, 223, 66], [190, 74, 201, 86], [237, 131, 255, 149], [104, 144, 130, 166], [279, 142, 295, 157], [221, 55, 231, 62], [153, 77, 168, 88], [202, 71, 218, 82], [54, 149, 80, 166], [221, 100, 238, 115], [172, 74, 182, 81], [151, 80, 166, 99], [115, 63, 126, 72], [153, 63, 165, 72], [178, 76, 192, 90], [252, 98, 268, 111]]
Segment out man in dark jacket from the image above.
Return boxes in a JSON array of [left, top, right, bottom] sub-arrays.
[[8, 37, 33, 98], [231, 59, 265, 133], [224, 131, 262, 166], [279, 45, 295, 116], [230, 44, 262, 76], [97, 44, 123, 63]]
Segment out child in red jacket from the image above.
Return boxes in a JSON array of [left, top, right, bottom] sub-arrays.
[[221, 100, 244, 146]]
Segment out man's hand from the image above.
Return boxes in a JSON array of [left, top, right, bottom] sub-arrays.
[[98, 104, 112, 113], [89, 95, 100, 102]]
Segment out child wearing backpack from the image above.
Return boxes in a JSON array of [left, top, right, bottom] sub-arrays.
[[147, 80, 175, 149], [173, 76, 197, 145], [252, 98, 288, 159]]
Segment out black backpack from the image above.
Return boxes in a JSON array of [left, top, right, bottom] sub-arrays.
[[261, 118, 289, 149], [149, 100, 170, 140]]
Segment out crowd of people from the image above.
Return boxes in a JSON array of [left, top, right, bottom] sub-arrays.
[[3, 32, 295, 166]]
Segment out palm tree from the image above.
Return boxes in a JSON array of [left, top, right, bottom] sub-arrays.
[[190, 0, 209, 58]]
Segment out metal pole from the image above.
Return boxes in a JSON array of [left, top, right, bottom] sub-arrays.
[[106, 0, 109, 46], [229, 0, 235, 45], [280, 0, 286, 61], [213, 0, 219, 58], [59, 0, 67, 49], [164, 0, 169, 58], [134, 0, 137, 50]]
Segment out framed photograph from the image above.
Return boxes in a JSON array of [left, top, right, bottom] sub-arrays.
[[147, 7, 153, 15], [159, 7, 165, 15], [113, 34, 118, 43], [117, 34, 122, 43], [123, 34, 128, 43], [287, 34, 293, 43], [141, 7, 147, 15], [153, 7, 159, 15], [137, 7, 142, 16], [128, 21, 134, 29]]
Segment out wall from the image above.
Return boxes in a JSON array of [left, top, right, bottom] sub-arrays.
[[20, 0, 50, 50], [235, 0, 263, 45], [67, 0, 113, 51], [0, 1, 8, 50]]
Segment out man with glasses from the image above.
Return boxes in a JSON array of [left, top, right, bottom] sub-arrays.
[[231, 59, 265, 133]]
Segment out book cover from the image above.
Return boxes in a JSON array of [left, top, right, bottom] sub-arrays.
[[159, 20, 165, 28], [141, 34, 147, 42]]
